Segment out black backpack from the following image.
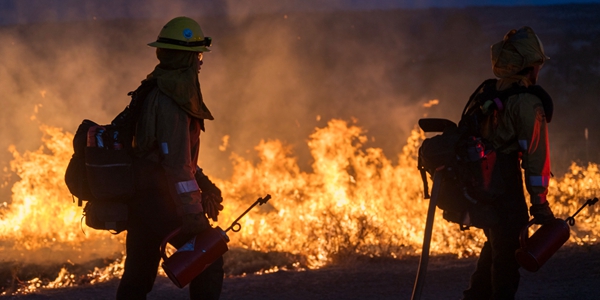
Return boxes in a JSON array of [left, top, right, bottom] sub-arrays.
[[64, 79, 157, 233], [418, 79, 553, 230]]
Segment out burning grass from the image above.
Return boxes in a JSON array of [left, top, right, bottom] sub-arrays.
[[0, 119, 598, 295]]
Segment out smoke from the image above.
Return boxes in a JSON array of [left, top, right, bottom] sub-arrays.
[[0, 1, 598, 179], [0, 2, 599, 266], [1, 2, 598, 182], [197, 10, 429, 178], [0, 2, 425, 265], [0, 22, 146, 179], [0, 1, 435, 181]]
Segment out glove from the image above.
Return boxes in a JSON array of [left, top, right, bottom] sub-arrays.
[[530, 202, 555, 225], [195, 168, 224, 222], [202, 193, 224, 222], [181, 213, 210, 236]]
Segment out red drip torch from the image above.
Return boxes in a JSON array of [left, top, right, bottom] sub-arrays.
[[160, 194, 272, 288], [515, 197, 598, 272]]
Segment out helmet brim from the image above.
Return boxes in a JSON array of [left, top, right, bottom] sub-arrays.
[[147, 42, 211, 52]]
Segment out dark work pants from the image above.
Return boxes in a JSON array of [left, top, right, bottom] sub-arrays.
[[116, 158, 224, 300], [462, 224, 524, 300], [116, 219, 224, 300], [462, 152, 529, 300]]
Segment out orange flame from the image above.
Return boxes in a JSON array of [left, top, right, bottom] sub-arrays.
[[1, 119, 598, 294], [0, 125, 123, 258]]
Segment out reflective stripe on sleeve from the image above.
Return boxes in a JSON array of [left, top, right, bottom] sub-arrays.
[[529, 175, 550, 187], [518, 139, 528, 151], [175, 179, 199, 194], [161, 142, 169, 155]]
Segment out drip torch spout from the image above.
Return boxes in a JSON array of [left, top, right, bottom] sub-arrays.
[[565, 197, 598, 226], [225, 194, 272, 233]]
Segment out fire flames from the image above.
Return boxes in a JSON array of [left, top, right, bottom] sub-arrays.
[[1, 119, 598, 294]]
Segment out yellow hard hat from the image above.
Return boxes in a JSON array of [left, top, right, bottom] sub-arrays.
[[148, 16, 212, 52], [491, 26, 548, 78]]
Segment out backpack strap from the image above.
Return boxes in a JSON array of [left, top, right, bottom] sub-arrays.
[[417, 155, 431, 199], [497, 84, 553, 123], [462, 79, 553, 123], [112, 79, 157, 127], [528, 85, 553, 123], [458, 79, 499, 137], [109, 79, 158, 152], [461, 79, 497, 117], [127, 79, 159, 120]]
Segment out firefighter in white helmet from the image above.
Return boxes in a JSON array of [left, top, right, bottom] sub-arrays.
[[462, 26, 555, 299], [117, 16, 224, 300]]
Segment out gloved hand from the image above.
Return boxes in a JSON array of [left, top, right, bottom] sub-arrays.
[[202, 193, 224, 222], [195, 167, 224, 222], [530, 202, 555, 225], [181, 213, 210, 236]]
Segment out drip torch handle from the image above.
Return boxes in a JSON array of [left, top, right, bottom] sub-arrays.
[[519, 219, 538, 249], [565, 197, 598, 226], [160, 227, 182, 261], [225, 194, 271, 233]]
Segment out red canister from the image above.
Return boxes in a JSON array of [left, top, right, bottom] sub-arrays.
[[160, 226, 230, 288], [515, 218, 570, 272]]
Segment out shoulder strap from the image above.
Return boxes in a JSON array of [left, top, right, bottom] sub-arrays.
[[461, 79, 553, 123], [461, 79, 497, 117], [108, 79, 157, 152], [458, 79, 498, 135], [533, 85, 553, 123], [111, 79, 157, 127], [495, 83, 554, 123]]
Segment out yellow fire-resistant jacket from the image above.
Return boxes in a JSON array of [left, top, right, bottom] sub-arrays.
[[134, 87, 203, 215], [480, 75, 551, 206]]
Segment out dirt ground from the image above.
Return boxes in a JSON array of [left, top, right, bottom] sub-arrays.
[[2, 243, 599, 300]]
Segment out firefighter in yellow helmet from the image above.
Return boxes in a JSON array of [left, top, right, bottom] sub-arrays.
[[117, 16, 224, 300], [462, 26, 555, 299]]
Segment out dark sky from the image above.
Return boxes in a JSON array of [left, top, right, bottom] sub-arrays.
[[1, 0, 600, 25]]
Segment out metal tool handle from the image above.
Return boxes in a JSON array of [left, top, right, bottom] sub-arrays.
[[225, 194, 271, 233], [411, 168, 444, 300], [565, 197, 598, 226]]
